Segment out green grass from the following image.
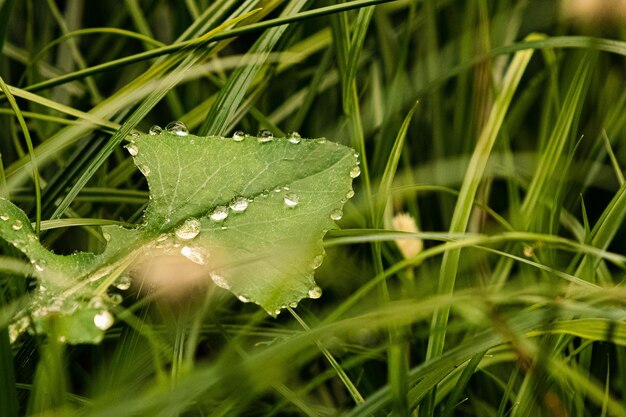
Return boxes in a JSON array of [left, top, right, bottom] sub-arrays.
[[2, 0, 626, 416]]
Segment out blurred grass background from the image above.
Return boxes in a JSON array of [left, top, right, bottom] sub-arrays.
[[2, 0, 626, 416]]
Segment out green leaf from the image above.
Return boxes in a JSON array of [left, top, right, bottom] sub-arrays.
[[0, 132, 358, 343]]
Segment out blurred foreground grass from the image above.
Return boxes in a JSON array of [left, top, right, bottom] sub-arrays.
[[2, 0, 626, 416]]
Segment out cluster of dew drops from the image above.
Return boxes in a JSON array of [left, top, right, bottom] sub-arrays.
[[122, 121, 361, 314], [124, 121, 360, 221]]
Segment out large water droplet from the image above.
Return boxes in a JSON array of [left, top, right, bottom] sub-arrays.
[[209, 206, 228, 221], [210, 272, 230, 289], [125, 143, 139, 156], [149, 125, 163, 135], [114, 275, 132, 291], [330, 209, 343, 221], [12, 220, 22, 231], [350, 166, 361, 178], [175, 218, 201, 240], [165, 121, 189, 136], [0, 214, 8, 221], [180, 245, 208, 265], [229, 196, 249, 213], [138, 164, 151, 176], [283, 193, 299, 208], [287, 131, 301, 144], [237, 295, 251, 303], [311, 254, 324, 269], [257, 130, 273, 143], [232, 130, 245, 142], [308, 286, 322, 299], [94, 310, 114, 330], [346, 189, 355, 199]]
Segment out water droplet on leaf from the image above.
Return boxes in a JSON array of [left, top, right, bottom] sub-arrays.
[[180, 245, 208, 265], [283, 193, 299, 208], [103, 232, 111, 241], [237, 295, 251, 303], [165, 121, 189, 136], [125, 144, 139, 156], [330, 209, 343, 221], [229, 196, 249, 213], [346, 189, 355, 199], [0, 214, 8, 221], [350, 166, 361, 178], [210, 272, 230, 289], [108, 293, 123, 305], [311, 254, 324, 269], [114, 275, 132, 291], [232, 130, 245, 141], [175, 218, 201, 240], [308, 286, 322, 299], [209, 206, 228, 221], [12, 220, 22, 230], [138, 164, 151, 176], [149, 125, 163, 135], [289, 301, 298, 308], [94, 310, 114, 330], [34, 259, 46, 272], [257, 130, 273, 143], [287, 131, 301, 144]]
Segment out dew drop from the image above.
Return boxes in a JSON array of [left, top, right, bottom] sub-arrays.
[[229, 196, 249, 213], [317, 138, 327, 144], [88, 296, 105, 309], [350, 166, 361, 178], [209, 206, 228, 221], [34, 260, 46, 272], [311, 254, 324, 269], [257, 130, 273, 143], [287, 131, 301, 144], [0, 214, 8, 221], [129, 132, 141, 140], [165, 120, 189, 136], [94, 310, 114, 330], [274, 309, 282, 316], [283, 185, 290, 191], [308, 286, 322, 299], [273, 186, 282, 193], [232, 130, 245, 142], [138, 164, 151, 176], [175, 218, 201, 240], [210, 272, 230, 290], [114, 275, 132, 291], [12, 220, 22, 231], [260, 190, 270, 198], [125, 143, 139, 156], [237, 295, 251, 303], [283, 193, 299, 208], [180, 245, 208, 265], [149, 125, 163, 135], [103, 232, 111, 242], [289, 301, 298, 308], [330, 209, 343, 221], [108, 293, 123, 305], [346, 189, 355, 199]]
